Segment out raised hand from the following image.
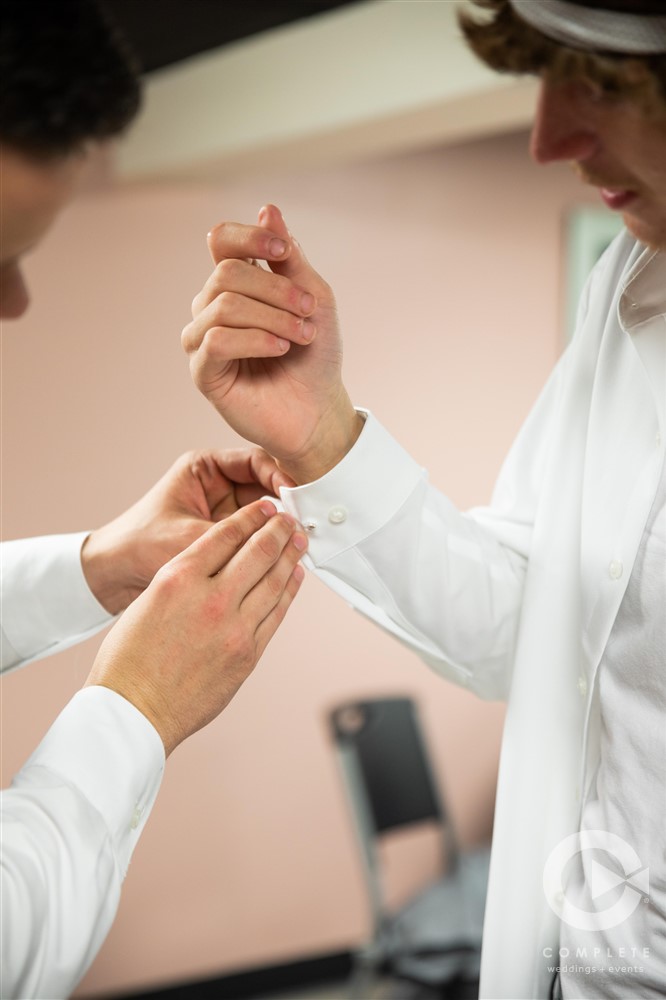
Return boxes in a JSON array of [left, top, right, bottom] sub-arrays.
[[85, 500, 306, 756], [182, 204, 364, 484]]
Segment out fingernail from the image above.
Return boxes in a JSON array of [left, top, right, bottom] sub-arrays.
[[277, 338, 290, 352], [301, 321, 316, 343], [259, 500, 277, 516], [292, 564, 305, 583], [292, 532, 308, 552], [300, 292, 315, 313], [269, 238, 287, 257]]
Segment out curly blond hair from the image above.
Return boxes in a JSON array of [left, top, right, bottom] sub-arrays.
[[458, 0, 666, 115]]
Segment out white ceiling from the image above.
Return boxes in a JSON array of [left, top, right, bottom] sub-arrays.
[[116, 0, 538, 184]]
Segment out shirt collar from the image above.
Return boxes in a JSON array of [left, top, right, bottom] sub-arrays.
[[619, 246, 666, 331]]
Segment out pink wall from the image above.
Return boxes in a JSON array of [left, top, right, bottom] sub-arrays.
[[1, 131, 596, 995]]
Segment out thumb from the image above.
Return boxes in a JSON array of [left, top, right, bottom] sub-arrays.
[[258, 204, 315, 286]]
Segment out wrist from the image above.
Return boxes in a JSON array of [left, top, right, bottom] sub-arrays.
[[81, 527, 138, 616], [278, 399, 365, 485]]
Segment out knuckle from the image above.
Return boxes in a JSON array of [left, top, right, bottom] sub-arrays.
[[224, 626, 255, 667], [269, 270, 289, 298], [153, 559, 184, 595], [190, 290, 203, 317], [218, 516, 247, 550], [201, 326, 226, 361], [181, 320, 195, 353], [285, 281, 303, 310], [271, 600, 288, 628], [215, 257, 241, 283], [214, 289, 238, 322], [265, 570, 283, 600], [180, 448, 201, 471], [208, 222, 233, 255], [202, 590, 230, 623], [253, 528, 282, 562], [251, 447, 273, 475], [189, 352, 207, 388]]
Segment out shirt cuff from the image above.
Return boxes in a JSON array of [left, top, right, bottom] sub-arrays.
[[279, 409, 426, 565], [1, 532, 113, 663], [14, 686, 165, 875]]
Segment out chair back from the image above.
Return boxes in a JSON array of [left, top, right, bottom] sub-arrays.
[[330, 698, 444, 832], [329, 697, 456, 929]]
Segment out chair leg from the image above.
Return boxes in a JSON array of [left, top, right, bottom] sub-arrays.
[[349, 942, 384, 999]]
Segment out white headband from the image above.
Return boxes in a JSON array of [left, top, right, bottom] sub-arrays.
[[509, 0, 666, 54]]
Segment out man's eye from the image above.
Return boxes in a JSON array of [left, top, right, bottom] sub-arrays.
[[585, 80, 622, 104]]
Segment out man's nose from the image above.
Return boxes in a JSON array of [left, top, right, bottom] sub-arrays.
[[0, 264, 30, 320], [530, 79, 599, 165]]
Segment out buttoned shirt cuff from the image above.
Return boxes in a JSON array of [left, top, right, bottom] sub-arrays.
[[279, 409, 426, 564], [14, 686, 165, 875], [1, 532, 113, 670]]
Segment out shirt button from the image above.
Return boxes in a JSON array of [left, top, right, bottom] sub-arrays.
[[577, 676, 588, 698], [328, 505, 348, 525], [130, 805, 143, 830], [608, 559, 623, 580], [303, 519, 317, 533]]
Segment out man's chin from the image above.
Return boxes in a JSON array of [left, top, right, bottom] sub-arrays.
[[622, 211, 666, 252]]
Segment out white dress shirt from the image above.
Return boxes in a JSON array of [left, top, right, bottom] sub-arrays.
[[1, 533, 164, 999], [280, 232, 665, 999], [559, 436, 666, 997]]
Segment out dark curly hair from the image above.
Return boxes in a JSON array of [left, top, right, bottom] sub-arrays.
[[0, 0, 141, 159], [459, 0, 666, 115]]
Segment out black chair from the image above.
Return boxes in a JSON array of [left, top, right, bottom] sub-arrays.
[[328, 697, 489, 999]]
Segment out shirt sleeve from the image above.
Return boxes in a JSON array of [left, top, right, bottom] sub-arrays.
[[279, 403, 560, 701], [1, 685, 165, 1000], [1, 533, 114, 674]]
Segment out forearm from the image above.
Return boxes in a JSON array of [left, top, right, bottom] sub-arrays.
[[0, 687, 164, 999]]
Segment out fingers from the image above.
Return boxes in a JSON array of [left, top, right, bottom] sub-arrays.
[[253, 561, 305, 659], [185, 289, 316, 353], [202, 448, 294, 516], [191, 258, 316, 319], [186, 208, 333, 376], [223, 510, 306, 596], [179, 499, 279, 577], [182, 498, 307, 599], [183, 298, 316, 376], [207, 220, 292, 269], [184, 263, 317, 363], [240, 448, 296, 497], [185, 448, 277, 520], [257, 205, 317, 288], [240, 526, 306, 626], [205, 204, 329, 307]]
